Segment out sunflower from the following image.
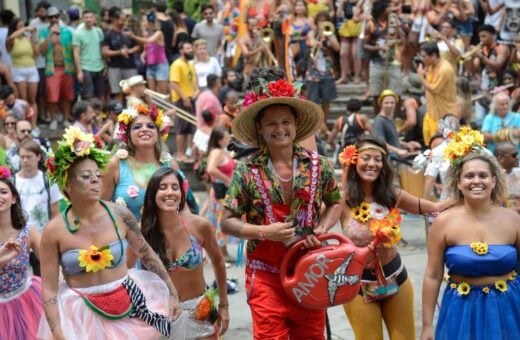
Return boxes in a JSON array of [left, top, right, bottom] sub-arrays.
[[495, 280, 508, 293], [457, 282, 471, 296], [358, 212, 370, 223], [78, 245, 114, 273], [450, 283, 458, 289], [360, 202, 370, 213], [482, 287, 490, 294], [470, 242, 488, 255]]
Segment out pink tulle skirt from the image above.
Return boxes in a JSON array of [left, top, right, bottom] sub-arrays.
[[0, 276, 43, 340], [37, 269, 170, 340]]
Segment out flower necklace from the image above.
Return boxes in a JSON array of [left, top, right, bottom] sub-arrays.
[[268, 158, 297, 184], [351, 201, 401, 247]]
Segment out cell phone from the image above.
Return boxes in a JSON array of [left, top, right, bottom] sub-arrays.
[[402, 5, 412, 14]]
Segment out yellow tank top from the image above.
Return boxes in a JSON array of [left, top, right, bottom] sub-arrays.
[[10, 38, 36, 68]]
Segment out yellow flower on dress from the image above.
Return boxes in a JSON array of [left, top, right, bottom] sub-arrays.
[[495, 280, 508, 293], [78, 245, 114, 273], [457, 282, 471, 296], [482, 287, 490, 294], [450, 283, 458, 289], [470, 242, 488, 255], [508, 271, 517, 281]]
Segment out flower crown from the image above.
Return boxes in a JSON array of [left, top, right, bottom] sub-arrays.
[[242, 79, 304, 108], [443, 127, 485, 165], [117, 103, 170, 143], [47, 127, 111, 190], [338, 144, 387, 167], [0, 165, 11, 180]]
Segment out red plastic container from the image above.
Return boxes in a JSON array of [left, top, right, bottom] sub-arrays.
[[280, 233, 371, 309]]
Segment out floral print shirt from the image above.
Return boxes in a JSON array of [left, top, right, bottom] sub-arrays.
[[224, 145, 341, 258]]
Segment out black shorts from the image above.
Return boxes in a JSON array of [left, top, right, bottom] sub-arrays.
[[306, 76, 337, 103], [81, 69, 105, 99], [173, 100, 196, 135]]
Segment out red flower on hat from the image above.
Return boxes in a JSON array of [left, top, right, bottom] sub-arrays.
[[93, 135, 103, 149], [267, 79, 295, 97]]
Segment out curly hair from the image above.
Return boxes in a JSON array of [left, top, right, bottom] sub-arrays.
[[0, 179, 27, 230], [345, 135, 396, 209], [141, 167, 186, 266], [445, 149, 506, 205]]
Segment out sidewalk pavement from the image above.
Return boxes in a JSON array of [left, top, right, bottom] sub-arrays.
[[195, 191, 434, 339]]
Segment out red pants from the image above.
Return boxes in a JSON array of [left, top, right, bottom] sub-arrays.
[[246, 268, 325, 340]]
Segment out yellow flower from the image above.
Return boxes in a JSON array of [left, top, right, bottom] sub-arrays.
[[155, 110, 165, 128], [509, 271, 517, 281], [495, 280, 508, 293], [457, 282, 471, 296], [450, 283, 458, 289], [470, 242, 488, 255], [461, 134, 474, 145], [63, 127, 93, 148], [358, 212, 370, 223], [78, 245, 114, 273], [360, 202, 370, 213], [482, 287, 490, 294]]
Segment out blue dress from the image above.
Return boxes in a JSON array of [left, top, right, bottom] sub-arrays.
[[436, 245, 520, 340]]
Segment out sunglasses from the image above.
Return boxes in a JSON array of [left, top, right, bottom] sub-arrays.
[[5, 122, 16, 126], [49, 15, 59, 19], [19, 129, 32, 134]]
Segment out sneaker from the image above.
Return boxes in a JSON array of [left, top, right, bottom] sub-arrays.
[[49, 120, 58, 131], [185, 147, 193, 157], [63, 120, 71, 128]]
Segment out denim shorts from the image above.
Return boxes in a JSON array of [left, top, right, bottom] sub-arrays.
[[146, 62, 169, 81], [454, 19, 473, 37]]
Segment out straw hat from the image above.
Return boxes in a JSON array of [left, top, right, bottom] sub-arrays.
[[119, 75, 147, 93], [377, 89, 399, 105], [231, 79, 323, 146]]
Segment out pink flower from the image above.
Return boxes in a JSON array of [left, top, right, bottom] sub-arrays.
[[182, 179, 190, 194], [0, 166, 11, 179], [127, 185, 139, 198], [242, 92, 258, 108]]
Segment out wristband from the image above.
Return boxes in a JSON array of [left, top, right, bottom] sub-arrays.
[[218, 303, 229, 308], [258, 226, 266, 240]]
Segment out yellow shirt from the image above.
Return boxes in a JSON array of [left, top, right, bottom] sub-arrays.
[[10, 38, 36, 68], [169, 59, 197, 102], [425, 58, 457, 121]]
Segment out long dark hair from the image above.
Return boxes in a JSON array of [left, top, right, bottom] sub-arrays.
[[7, 18, 23, 37], [207, 127, 227, 154], [345, 136, 396, 209], [0, 179, 27, 230], [141, 167, 186, 265]]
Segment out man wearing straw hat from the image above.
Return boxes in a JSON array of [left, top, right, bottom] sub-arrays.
[[221, 78, 341, 339]]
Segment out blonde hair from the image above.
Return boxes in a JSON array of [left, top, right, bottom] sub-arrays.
[[193, 39, 209, 62], [445, 149, 507, 206]]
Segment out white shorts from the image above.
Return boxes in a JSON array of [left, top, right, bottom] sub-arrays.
[[12, 66, 39, 83]]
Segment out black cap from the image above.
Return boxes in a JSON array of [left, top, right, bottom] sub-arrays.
[[105, 100, 123, 114]]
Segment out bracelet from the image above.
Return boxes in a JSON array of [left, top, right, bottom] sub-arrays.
[[218, 303, 229, 308]]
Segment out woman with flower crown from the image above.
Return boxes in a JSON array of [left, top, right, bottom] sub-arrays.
[[0, 166, 43, 339], [421, 129, 520, 340], [37, 127, 180, 339], [101, 103, 198, 266], [338, 135, 450, 339]]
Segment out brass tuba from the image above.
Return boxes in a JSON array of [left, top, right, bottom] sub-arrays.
[[310, 21, 335, 59], [459, 43, 483, 63], [254, 28, 278, 67]]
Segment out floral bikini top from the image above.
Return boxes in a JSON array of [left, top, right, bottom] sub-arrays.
[[166, 235, 203, 272], [165, 217, 203, 272], [347, 202, 402, 247], [0, 226, 30, 294]]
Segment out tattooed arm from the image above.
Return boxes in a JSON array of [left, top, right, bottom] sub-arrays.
[[115, 204, 181, 317], [40, 221, 65, 340]]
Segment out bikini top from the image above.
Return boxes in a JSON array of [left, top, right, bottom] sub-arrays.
[[59, 201, 127, 276], [445, 244, 517, 277], [0, 226, 30, 294], [165, 217, 203, 272], [60, 239, 128, 276]]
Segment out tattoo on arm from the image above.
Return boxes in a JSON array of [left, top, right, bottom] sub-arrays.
[[43, 296, 58, 306]]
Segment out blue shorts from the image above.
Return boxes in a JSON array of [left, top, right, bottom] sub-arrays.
[[454, 19, 473, 37], [146, 62, 169, 81]]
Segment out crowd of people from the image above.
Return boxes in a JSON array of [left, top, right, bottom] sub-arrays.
[[0, 0, 519, 339]]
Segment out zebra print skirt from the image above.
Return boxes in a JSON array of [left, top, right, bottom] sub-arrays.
[[37, 269, 171, 339]]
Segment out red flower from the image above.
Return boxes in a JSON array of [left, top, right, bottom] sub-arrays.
[[93, 135, 103, 149], [46, 157, 57, 175], [242, 92, 258, 107], [149, 105, 158, 120], [338, 145, 358, 167], [295, 188, 311, 202], [267, 79, 295, 97]]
